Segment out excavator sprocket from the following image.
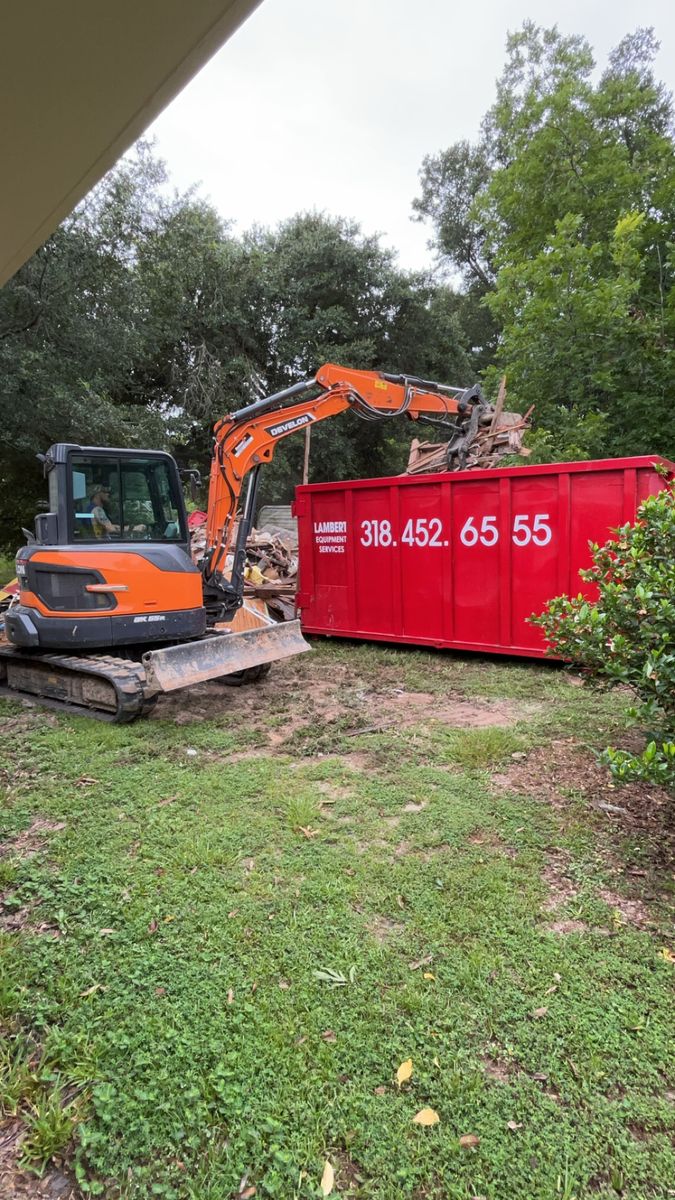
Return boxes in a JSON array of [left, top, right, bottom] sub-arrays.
[[0, 649, 156, 723]]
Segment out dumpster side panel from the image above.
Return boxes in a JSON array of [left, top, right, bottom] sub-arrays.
[[296, 457, 673, 658]]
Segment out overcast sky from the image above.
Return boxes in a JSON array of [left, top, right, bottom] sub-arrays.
[[149, 0, 675, 272]]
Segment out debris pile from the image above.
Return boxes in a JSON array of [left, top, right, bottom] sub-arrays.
[[405, 379, 532, 475], [243, 529, 298, 622], [189, 513, 298, 622]]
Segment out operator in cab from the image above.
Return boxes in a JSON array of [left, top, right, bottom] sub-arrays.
[[88, 484, 118, 537]]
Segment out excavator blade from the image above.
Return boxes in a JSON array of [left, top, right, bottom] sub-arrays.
[[141, 619, 310, 694]]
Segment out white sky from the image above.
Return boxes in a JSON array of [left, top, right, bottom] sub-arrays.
[[149, 0, 675, 272]]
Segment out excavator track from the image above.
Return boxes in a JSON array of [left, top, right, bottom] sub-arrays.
[[0, 649, 157, 723]]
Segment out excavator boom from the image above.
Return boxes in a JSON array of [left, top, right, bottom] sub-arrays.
[[202, 364, 484, 590]]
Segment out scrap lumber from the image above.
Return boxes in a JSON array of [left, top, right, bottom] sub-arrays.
[[190, 518, 299, 623], [404, 378, 531, 475]]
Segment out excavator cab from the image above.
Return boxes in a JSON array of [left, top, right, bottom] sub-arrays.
[[7, 444, 207, 651], [32, 443, 188, 548]]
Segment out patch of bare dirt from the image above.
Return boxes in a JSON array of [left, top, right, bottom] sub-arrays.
[[403, 800, 426, 813], [152, 657, 532, 754], [469, 830, 518, 859], [366, 915, 405, 943], [0, 1118, 78, 1200], [541, 853, 579, 911], [316, 782, 353, 801], [335, 752, 372, 773], [0, 820, 65, 861], [332, 1150, 366, 1194], [384, 689, 527, 729], [597, 887, 653, 930], [544, 918, 589, 935], [492, 738, 673, 838], [482, 1055, 514, 1083]]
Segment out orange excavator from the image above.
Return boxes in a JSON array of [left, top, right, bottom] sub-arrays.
[[0, 363, 487, 720]]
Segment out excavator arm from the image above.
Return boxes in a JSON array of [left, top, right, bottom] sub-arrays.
[[201, 363, 485, 618]]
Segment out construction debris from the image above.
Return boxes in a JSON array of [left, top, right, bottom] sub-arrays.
[[189, 514, 298, 622], [244, 529, 298, 622], [405, 378, 532, 475]]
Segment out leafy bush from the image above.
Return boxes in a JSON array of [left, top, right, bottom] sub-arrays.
[[533, 478, 675, 788]]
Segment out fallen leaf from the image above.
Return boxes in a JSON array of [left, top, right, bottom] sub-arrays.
[[532, 1071, 548, 1082], [659, 947, 675, 963], [531, 1006, 548, 1019], [99, 928, 115, 936], [227, 988, 234, 1005], [408, 954, 433, 971], [240, 1188, 256, 1199], [396, 895, 406, 910], [147, 919, 158, 934], [278, 979, 291, 990], [320, 1159, 334, 1196], [507, 1121, 523, 1131], [76, 776, 100, 786], [322, 1030, 337, 1043], [423, 972, 435, 981], [396, 1058, 413, 1087], [163, 915, 175, 924], [313, 968, 347, 987], [228, 910, 239, 919], [459, 1134, 480, 1148], [412, 1108, 440, 1127], [299, 826, 319, 839], [544, 984, 557, 995], [80, 983, 102, 997], [553, 972, 562, 983], [432, 1056, 440, 1068], [373, 1085, 386, 1095], [251, 981, 258, 993]]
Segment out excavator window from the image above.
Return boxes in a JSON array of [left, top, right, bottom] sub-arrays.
[[69, 454, 185, 544]]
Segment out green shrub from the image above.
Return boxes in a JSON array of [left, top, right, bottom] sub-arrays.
[[533, 478, 675, 788]]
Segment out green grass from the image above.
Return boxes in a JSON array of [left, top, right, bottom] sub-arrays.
[[0, 642, 673, 1198], [0, 552, 16, 584], [440, 727, 526, 768]]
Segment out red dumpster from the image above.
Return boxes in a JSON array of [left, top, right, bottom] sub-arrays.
[[294, 456, 673, 659]]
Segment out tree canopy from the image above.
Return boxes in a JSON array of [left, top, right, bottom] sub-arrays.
[[415, 24, 675, 460]]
